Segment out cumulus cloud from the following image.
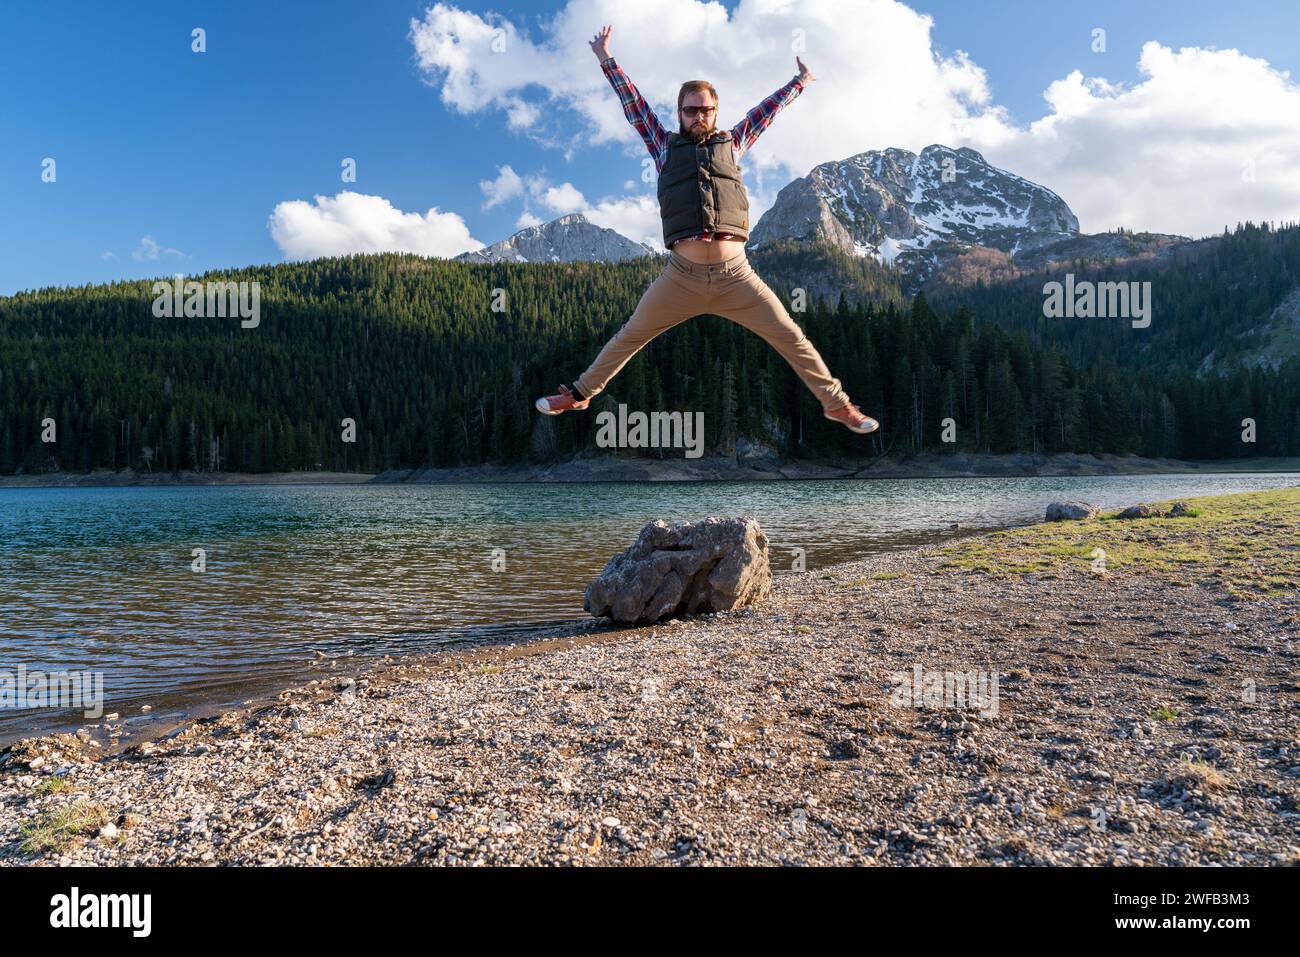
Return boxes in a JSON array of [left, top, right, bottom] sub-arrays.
[[480, 166, 665, 248], [410, 0, 1004, 182], [986, 42, 1300, 236], [534, 182, 588, 215], [132, 235, 184, 262], [267, 191, 483, 259], [480, 165, 525, 208], [410, 0, 1300, 240], [581, 194, 663, 249]]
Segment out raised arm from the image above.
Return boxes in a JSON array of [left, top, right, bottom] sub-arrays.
[[733, 56, 815, 159], [590, 25, 670, 172]]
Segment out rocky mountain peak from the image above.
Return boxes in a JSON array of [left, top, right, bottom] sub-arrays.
[[749, 143, 1082, 288], [456, 212, 658, 264]]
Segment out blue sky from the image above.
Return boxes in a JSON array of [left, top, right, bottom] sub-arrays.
[[3, 0, 1299, 295]]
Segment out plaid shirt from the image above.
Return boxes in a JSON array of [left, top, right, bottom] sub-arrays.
[[600, 56, 804, 245]]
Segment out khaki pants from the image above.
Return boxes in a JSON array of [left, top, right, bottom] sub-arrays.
[[576, 250, 850, 411]]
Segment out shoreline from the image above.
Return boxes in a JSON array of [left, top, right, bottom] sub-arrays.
[[0, 470, 375, 489], [2, 487, 1297, 865], [0, 616, 618, 752], [3, 454, 1298, 488]]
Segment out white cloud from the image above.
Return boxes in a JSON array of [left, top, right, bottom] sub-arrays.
[[132, 235, 184, 262], [535, 182, 587, 215], [101, 251, 116, 261], [267, 191, 483, 259], [582, 194, 663, 249], [410, 0, 1300, 240], [986, 42, 1300, 236], [480, 165, 525, 208], [503, 96, 542, 130], [409, 0, 1003, 183], [481, 166, 664, 247]]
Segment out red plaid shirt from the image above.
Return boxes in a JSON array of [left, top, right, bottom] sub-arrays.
[[600, 56, 804, 246]]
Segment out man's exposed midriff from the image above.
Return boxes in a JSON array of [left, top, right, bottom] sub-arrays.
[[671, 236, 748, 263]]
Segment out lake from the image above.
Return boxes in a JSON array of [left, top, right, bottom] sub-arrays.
[[1, 472, 1296, 744]]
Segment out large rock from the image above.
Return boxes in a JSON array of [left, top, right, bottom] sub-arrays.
[[1117, 503, 1162, 519], [585, 517, 772, 625], [1045, 501, 1099, 521]]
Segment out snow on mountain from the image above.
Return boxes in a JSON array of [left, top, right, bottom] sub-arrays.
[[455, 213, 658, 264], [749, 144, 1093, 289]]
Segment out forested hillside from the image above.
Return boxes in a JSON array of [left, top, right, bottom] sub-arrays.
[[2, 225, 1298, 474], [929, 221, 1300, 374]]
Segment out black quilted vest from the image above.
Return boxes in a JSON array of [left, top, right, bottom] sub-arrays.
[[657, 129, 750, 247]]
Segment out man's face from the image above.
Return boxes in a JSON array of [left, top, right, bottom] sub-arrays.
[[679, 90, 717, 142]]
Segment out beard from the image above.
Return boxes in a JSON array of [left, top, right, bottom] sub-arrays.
[[679, 116, 716, 143]]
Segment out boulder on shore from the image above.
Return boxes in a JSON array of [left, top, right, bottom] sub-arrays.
[[585, 517, 772, 625], [1045, 501, 1100, 521], [1117, 503, 1163, 519]]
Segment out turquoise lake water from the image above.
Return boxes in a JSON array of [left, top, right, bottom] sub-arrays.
[[1, 472, 1296, 743]]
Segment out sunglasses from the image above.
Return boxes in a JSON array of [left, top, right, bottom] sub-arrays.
[[680, 106, 717, 117]]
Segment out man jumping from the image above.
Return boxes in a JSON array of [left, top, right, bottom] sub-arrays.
[[535, 24, 879, 435]]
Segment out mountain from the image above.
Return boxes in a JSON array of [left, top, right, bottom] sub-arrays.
[[746, 237, 906, 312], [455, 212, 658, 264], [451, 148, 1187, 304], [749, 144, 1187, 292]]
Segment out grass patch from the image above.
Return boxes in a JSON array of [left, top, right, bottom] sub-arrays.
[[301, 724, 341, 739], [998, 836, 1032, 857], [870, 571, 909, 581], [1178, 757, 1230, 792], [1151, 705, 1181, 721], [20, 799, 109, 854], [935, 488, 1300, 598], [34, 777, 73, 796]]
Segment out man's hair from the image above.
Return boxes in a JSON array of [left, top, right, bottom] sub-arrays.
[[677, 80, 718, 111]]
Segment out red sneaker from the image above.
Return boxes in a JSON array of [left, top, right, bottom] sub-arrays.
[[824, 402, 879, 434], [535, 384, 591, 415]]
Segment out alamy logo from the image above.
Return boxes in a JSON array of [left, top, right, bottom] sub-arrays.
[[595, 404, 705, 459], [889, 664, 999, 718], [152, 278, 260, 328], [49, 887, 151, 937], [1042, 273, 1151, 328], [0, 665, 103, 718]]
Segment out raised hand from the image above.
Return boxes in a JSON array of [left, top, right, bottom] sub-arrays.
[[796, 55, 815, 84], [590, 24, 613, 61]]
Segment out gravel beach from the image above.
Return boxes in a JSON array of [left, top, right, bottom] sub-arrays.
[[2, 487, 1298, 866]]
